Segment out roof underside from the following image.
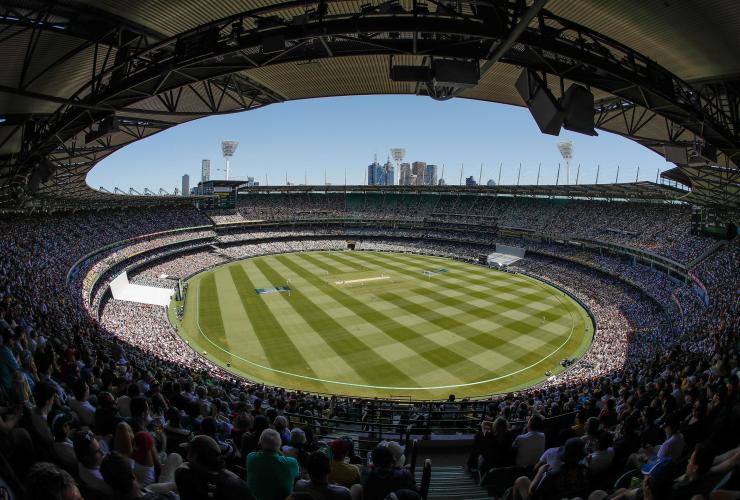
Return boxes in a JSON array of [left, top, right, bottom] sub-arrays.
[[0, 0, 738, 213]]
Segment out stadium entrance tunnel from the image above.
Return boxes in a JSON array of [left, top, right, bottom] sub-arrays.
[[169, 250, 594, 400]]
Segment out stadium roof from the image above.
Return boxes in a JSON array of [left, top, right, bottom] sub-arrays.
[[0, 0, 738, 213]]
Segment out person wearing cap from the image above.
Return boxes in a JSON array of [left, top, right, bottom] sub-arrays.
[[175, 434, 255, 500], [378, 441, 405, 469], [328, 438, 360, 487], [610, 456, 675, 500], [51, 412, 77, 472], [246, 428, 299, 500], [294, 451, 353, 500], [512, 437, 589, 500]]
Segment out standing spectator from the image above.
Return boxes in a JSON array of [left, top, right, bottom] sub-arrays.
[[246, 428, 299, 500]]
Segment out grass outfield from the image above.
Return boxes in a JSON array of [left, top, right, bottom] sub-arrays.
[[170, 251, 593, 400]]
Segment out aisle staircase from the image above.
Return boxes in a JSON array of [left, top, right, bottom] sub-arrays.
[[415, 464, 490, 500]]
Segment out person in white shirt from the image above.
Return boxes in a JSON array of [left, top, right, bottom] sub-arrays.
[[513, 415, 546, 469], [656, 414, 685, 460], [68, 379, 96, 428], [587, 431, 615, 476]]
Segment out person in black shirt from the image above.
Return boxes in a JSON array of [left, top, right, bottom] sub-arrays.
[[175, 435, 255, 500], [362, 445, 416, 500]]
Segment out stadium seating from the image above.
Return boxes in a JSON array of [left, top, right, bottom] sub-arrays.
[[0, 201, 737, 500]]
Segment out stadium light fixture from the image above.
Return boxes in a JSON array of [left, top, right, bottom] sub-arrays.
[[221, 141, 239, 181], [557, 141, 574, 185]]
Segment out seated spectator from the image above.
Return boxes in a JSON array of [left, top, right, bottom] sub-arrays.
[[94, 391, 122, 437], [362, 445, 415, 500], [282, 427, 310, 469], [513, 415, 546, 469], [512, 437, 589, 500], [587, 431, 615, 477], [175, 435, 254, 500], [378, 441, 405, 468], [629, 413, 685, 467], [29, 381, 56, 451], [672, 441, 723, 500], [51, 413, 77, 472], [482, 417, 515, 471], [72, 430, 113, 497], [69, 379, 96, 428], [246, 428, 299, 500], [100, 451, 176, 500], [329, 438, 360, 487], [294, 451, 353, 500], [163, 407, 190, 454], [24, 461, 83, 500]]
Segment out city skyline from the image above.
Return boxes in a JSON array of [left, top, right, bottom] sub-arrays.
[[87, 95, 670, 193]]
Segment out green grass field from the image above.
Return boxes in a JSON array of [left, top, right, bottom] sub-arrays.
[[170, 251, 593, 400]]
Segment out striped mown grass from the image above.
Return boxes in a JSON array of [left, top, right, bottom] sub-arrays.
[[172, 251, 593, 399]]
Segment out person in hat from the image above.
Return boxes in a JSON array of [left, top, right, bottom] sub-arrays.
[[512, 437, 589, 500], [329, 438, 360, 487], [51, 412, 77, 472], [175, 434, 255, 500], [246, 428, 299, 500]]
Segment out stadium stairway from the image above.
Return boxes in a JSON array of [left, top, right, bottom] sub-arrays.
[[416, 464, 490, 500]]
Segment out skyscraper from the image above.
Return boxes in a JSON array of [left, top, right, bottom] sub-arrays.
[[399, 163, 411, 185], [382, 158, 395, 185], [465, 175, 477, 186], [411, 161, 426, 186], [367, 155, 382, 185], [201, 159, 210, 183], [181, 174, 190, 196], [424, 164, 438, 186]]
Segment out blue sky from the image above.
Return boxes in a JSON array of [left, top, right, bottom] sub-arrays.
[[87, 95, 669, 191]]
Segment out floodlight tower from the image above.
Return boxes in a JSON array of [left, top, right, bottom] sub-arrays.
[[221, 141, 239, 181], [557, 141, 574, 184], [390, 148, 405, 185]]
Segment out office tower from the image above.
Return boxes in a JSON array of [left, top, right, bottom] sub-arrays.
[[201, 159, 210, 182], [181, 174, 190, 196]]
